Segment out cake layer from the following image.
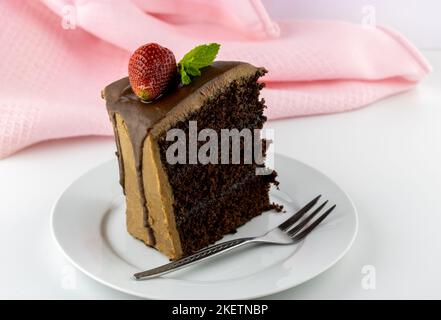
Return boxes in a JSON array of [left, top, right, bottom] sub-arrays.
[[176, 174, 276, 255], [157, 72, 271, 223]]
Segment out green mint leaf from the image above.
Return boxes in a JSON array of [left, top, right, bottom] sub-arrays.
[[180, 43, 220, 69], [179, 64, 191, 85], [178, 43, 220, 85], [185, 65, 201, 77]]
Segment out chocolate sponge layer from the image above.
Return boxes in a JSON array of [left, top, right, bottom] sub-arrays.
[[157, 72, 278, 256]]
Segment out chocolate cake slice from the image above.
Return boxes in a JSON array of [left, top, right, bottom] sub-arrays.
[[103, 61, 278, 260]]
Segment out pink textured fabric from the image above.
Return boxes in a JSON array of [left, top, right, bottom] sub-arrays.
[[0, 0, 431, 158]]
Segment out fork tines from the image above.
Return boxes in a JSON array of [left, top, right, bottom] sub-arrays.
[[280, 195, 336, 243]]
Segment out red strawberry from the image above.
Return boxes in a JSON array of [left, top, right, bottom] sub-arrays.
[[128, 43, 177, 101]]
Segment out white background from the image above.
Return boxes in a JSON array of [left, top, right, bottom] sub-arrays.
[[0, 2, 440, 299], [263, 0, 441, 49]]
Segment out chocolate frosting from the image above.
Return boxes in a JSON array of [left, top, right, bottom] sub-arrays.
[[102, 61, 259, 245]]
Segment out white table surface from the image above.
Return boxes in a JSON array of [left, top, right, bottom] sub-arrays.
[[1, 50, 440, 300]]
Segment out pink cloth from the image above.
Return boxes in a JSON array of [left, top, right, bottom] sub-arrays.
[[0, 0, 431, 159]]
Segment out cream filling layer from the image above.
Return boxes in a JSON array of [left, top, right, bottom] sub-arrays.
[[143, 135, 182, 259], [115, 114, 182, 258]]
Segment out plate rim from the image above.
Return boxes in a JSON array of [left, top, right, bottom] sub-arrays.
[[50, 154, 359, 299]]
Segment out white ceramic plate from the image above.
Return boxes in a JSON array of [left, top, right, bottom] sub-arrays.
[[51, 153, 357, 299]]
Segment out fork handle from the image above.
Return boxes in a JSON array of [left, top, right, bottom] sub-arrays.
[[133, 237, 254, 280]]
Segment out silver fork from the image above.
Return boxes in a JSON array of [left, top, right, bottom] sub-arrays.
[[133, 195, 335, 280]]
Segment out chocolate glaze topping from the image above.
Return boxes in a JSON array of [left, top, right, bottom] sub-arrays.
[[103, 61, 248, 245]]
